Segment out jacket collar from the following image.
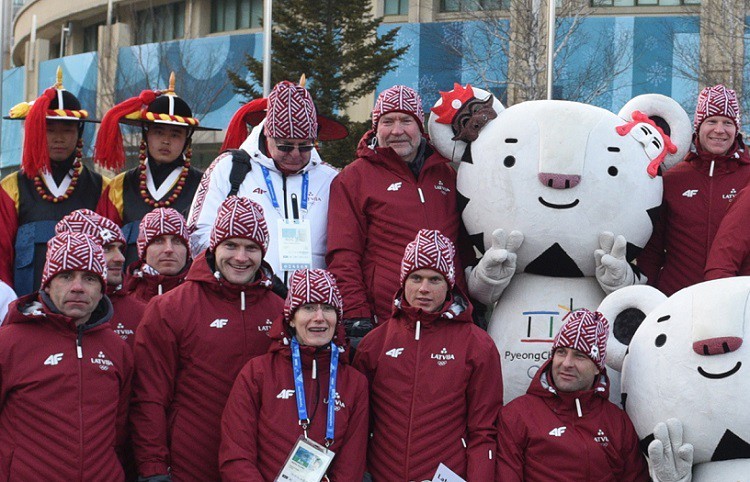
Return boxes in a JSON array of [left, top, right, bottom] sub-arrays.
[[10, 291, 113, 333]]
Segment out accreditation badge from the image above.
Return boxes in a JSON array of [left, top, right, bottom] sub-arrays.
[[277, 219, 313, 271], [275, 435, 335, 482]]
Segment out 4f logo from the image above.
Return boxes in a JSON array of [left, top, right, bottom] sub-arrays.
[[276, 389, 295, 399], [253, 188, 267, 195], [44, 353, 64, 366], [386, 348, 404, 358], [387, 182, 402, 192], [549, 426, 567, 437], [682, 189, 699, 198], [210, 319, 229, 329]]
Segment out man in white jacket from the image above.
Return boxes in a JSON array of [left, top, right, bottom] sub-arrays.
[[188, 80, 340, 284]]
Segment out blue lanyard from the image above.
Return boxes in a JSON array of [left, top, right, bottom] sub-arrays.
[[260, 166, 309, 215], [291, 337, 339, 445]]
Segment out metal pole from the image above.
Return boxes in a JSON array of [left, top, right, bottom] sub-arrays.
[[262, 0, 272, 96], [546, 0, 555, 100], [0, 0, 5, 160], [29, 14, 36, 70]]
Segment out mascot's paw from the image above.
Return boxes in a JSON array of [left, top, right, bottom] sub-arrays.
[[648, 418, 693, 482], [595, 232, 636, 294], [468, 228, 523, 305]]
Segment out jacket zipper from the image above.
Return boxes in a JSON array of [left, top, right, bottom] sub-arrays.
[[405, 322, 421, 479], [76, 329, 84, 482], [707, 160, 715, 255]]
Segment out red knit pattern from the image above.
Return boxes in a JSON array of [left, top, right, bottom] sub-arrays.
[[42, 232, 107, 288], [95, 90, 160, 171], [22, 87, 58, 178], [209, 196, 269, 253], [221, 98, 268, 151], [136, 207, 190, 261], [400, 229, 456, 288], [284, 269, 343, 321]]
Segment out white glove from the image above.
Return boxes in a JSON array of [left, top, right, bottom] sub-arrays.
[[468, 229, 523, 305], [595, 232, 639, 294], [648, 419, 693, 482]]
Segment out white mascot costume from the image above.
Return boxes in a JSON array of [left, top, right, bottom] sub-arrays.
[[428, 84, 692, 403], [598, 279, 750, 481]]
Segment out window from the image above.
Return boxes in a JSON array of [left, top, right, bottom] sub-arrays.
[[441, 0, 508, 11], [591, 0, 699, 5], [135, 2, 185, 44], [83, 22, 104, 53], [384, 0, 408, 15], [211, 0, 263, 32]]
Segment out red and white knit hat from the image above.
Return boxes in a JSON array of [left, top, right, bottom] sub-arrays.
[[264, 80, 318, 140], [372, 85, 425, 132], [210, 196, 269, 254], [400, 229, 456, 288], [137, 208, 190, 261], [284, 269, 343, 321], [42, 232, 107, 288], [552, 309, 609, 372], [694, 84, 741, 132], [55, 209, 126, 247]]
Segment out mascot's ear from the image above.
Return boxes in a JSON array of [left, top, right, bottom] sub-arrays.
[[427, 83, 505, 163], [597, 285, 666, 371], [618, 94, 692, 172]]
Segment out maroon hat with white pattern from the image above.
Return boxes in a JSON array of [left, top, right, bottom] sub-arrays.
[[284, 269, 343, 321], [694, 84, 741, 132], [209, 196, 269, 255], [137, 207, 190, 261], [42, 232, 107, 289], [552, 309, 609, 372], [264, 80, 318, 140], [400, 229, 456, 288], [372, 85, 425, 132], [55, 209, 126, 247]]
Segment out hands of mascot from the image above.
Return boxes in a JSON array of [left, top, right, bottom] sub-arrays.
[[468, 229, 523, 305], [648, 418, 693, 482], [595, 231, 637, 294]]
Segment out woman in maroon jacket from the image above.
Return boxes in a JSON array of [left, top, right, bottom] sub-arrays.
[[220, 269, 368, 482]]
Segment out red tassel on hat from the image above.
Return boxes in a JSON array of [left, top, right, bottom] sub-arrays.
[[22, 87, 57, 179], [94, 90, 160, 171], [221, 98, 268, 151]]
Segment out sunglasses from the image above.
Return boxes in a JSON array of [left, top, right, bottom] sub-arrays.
[[274, 142, 315, 153]]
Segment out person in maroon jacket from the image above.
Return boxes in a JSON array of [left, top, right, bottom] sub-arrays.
[[705, 181, 750, 279], [638, 84, 750, 296], [220, 269, 368, 481], [353, 229, 502, 481], [55, 208, 146, 347], [497, 309, 648, 482], [0, 231, 133, 481], [131, 196, 285, 482], [326, 85, 463, 348], [124, 207, 191, 303]]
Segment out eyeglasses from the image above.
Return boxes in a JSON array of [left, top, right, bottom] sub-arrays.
[[299, 303, 337, 314], [274, 142, 315, 153]]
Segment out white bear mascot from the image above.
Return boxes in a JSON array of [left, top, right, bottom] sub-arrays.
[[428, 85, 692, 403], [597, 279, 750, 481]]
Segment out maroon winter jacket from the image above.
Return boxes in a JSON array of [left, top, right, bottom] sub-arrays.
[[0, 292, 133, 482], [353, 289, 502, 481], [638, 139, 750, 296], [108, 283, 146, 348], [326, 132, 462, 322], [497, 360, 648, 482], [124, 259, 190, 304], [705, 184, 750, 279], [220, 316, 368, 481], [130, 251, 284, 481]]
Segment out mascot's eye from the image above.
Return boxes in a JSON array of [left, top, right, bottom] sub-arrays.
[[608, 166, 618, 176], [504, 156, 516, 168], [655, 334, 667, 347]]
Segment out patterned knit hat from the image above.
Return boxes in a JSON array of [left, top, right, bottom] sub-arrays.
[[55, 209, 126, 247], [42, 232, 107, 289], [137, 207, 191, 261], [694, 84, 741, 132], [210, 196, 269, 255], [552, 309, 609, 372], [400, 229, 456, 288], [264, 80, 318, 140], [372, 85, 425, 132], [284, 269, 343, 321]]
